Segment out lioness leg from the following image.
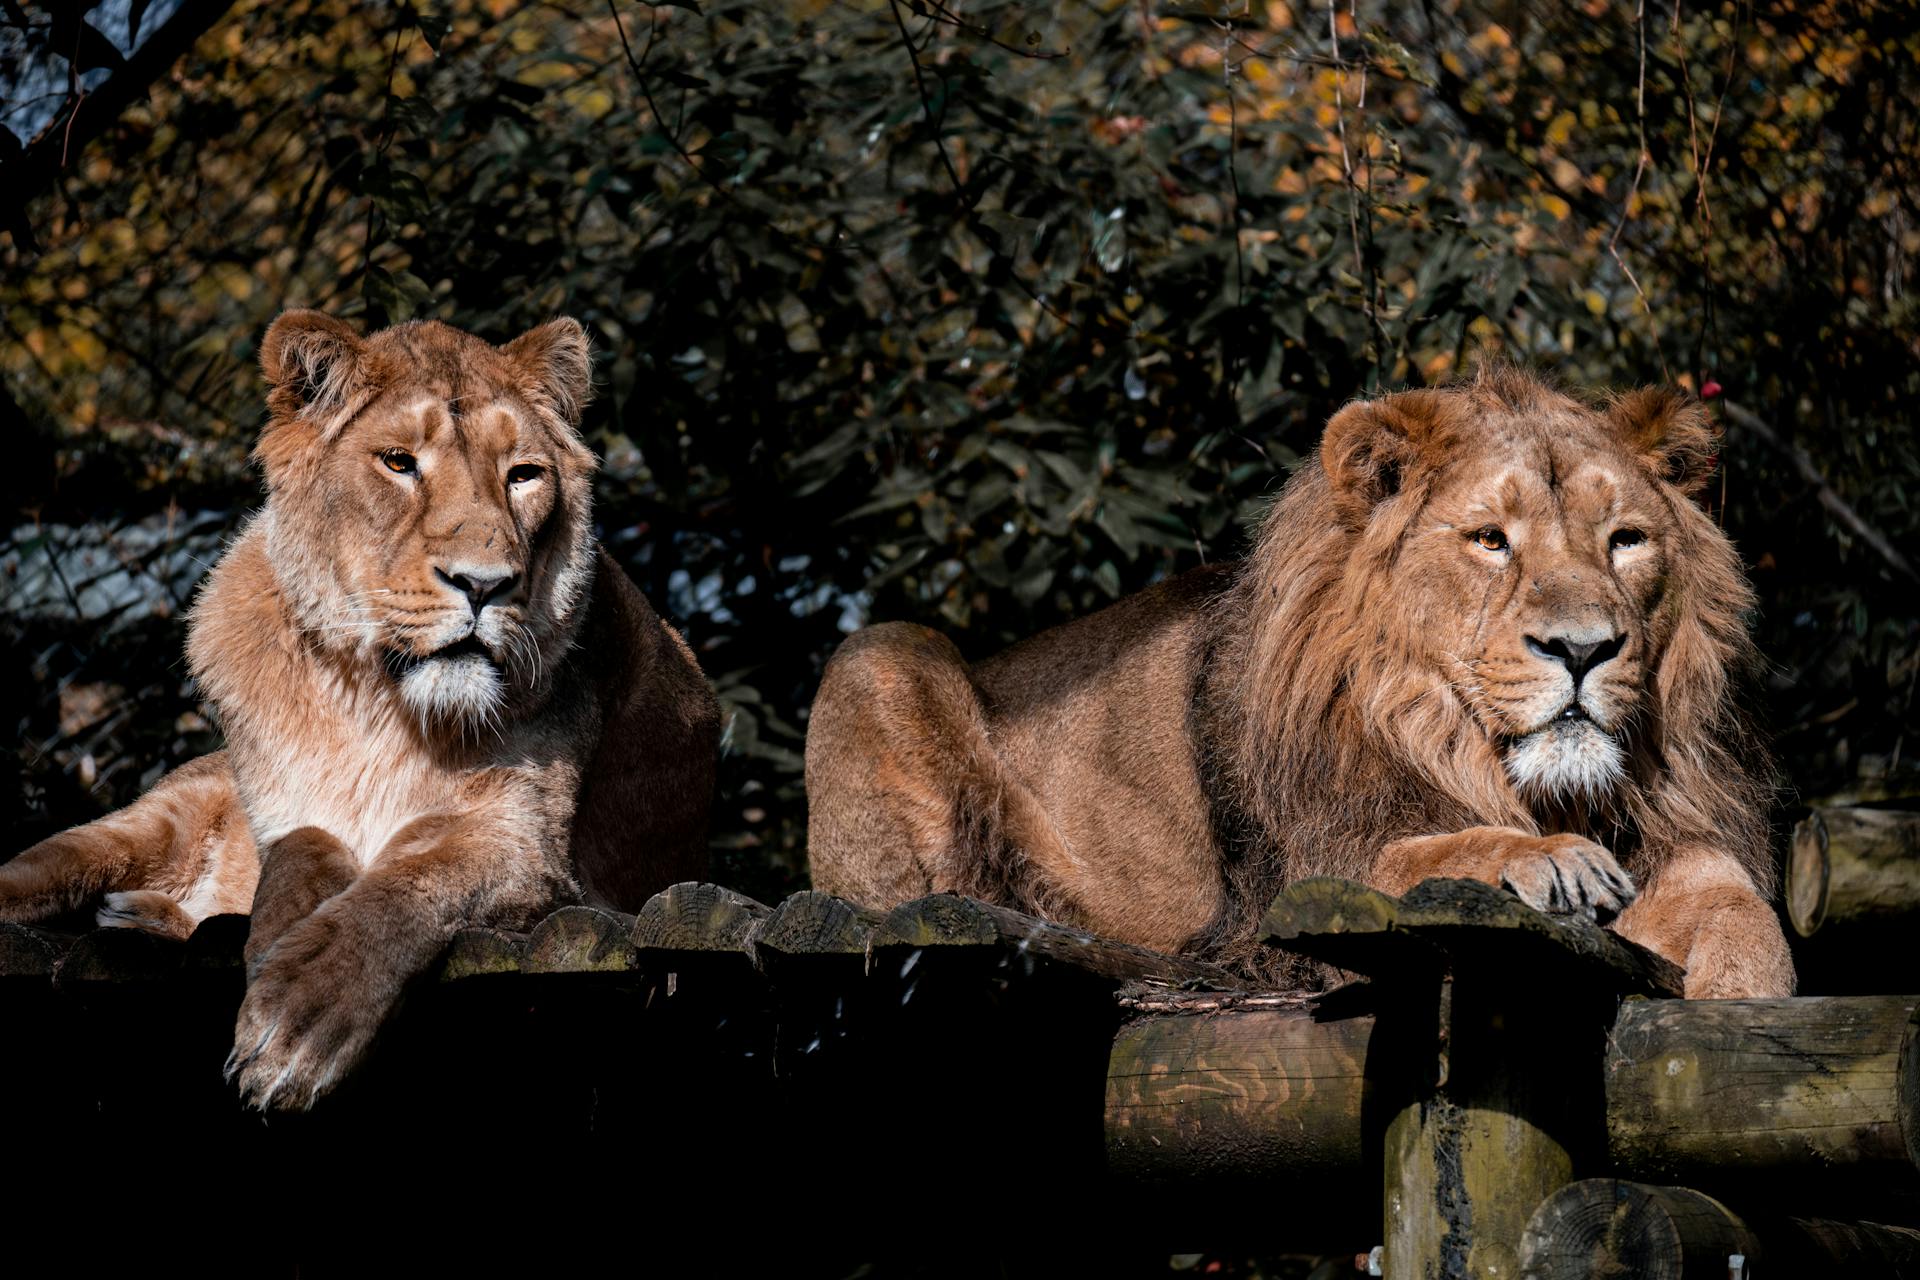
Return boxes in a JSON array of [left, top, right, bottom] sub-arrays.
[[1613, 851, 1794, 998], [0, 752, 255, 933], [244, 827, 360, 974], [1371, 825, 1637, 920], [230, 804, 565, 1109], [806, 622, 1080, 916]]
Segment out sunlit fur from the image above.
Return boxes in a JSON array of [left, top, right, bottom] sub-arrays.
[[809, 365, 1793, 998]]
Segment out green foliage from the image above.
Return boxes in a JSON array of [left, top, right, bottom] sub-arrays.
[[5, 0, 1918, 895]]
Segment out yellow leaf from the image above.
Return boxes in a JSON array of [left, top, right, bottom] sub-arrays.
[[1545, 111, 1576, 148], [1584, 288, 1607, 316]]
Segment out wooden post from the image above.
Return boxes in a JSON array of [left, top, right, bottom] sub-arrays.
[[1519, 1178, 1920, 1278], [1786, 805, 1920, 937], [1605, 993, 1920, 1215], [1266, 877, 1681, 1280]]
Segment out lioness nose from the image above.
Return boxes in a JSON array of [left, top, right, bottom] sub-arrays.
[[1526, 632, 1625, 684], [435, 566, 517, 614]]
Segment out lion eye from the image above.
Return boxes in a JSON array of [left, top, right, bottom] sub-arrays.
[[1472, 526, 1509, 553], [507, 464, 544, 486], [380, 449, 417, 475], [1610, 527, 1646, 551]]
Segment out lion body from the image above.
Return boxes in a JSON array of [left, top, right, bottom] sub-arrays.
[[1, 312, 718, 1106], [807, 369, 1795, 998]]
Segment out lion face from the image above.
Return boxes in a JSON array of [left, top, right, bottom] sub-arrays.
[[253, 312, 597, 728], [1321, 371, 1724, 806]]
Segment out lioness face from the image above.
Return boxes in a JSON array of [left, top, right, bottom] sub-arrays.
[[1403, 406, 1677, 801], [256, 314, 596, 729]]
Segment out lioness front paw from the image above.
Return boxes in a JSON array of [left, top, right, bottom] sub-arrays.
[[96, 890, 196, 940], [1497, 834, 1636, 921], [227, 910, 398, 1110]]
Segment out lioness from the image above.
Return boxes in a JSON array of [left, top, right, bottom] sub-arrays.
[[807, 367, 1793, 998], [1, 311, 719, 1106]]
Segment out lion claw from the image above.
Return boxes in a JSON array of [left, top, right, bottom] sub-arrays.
[[1497, 835, 1636, 923]]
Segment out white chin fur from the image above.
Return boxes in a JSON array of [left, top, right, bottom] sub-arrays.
[[398, 653, 505, 726], [1504, 720, 1625, 800]]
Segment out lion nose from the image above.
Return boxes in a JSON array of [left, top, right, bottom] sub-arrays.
[[1526, 631, 1625, 684], [435, 566, 517, 615]]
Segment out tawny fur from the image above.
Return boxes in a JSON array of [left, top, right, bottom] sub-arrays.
[[806, 368, 1794, 998], [1, 311, 720, 1106]]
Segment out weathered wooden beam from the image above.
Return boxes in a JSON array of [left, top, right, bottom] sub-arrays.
[[872, 893, 1245, 987], [1606, 995, 1920, 1193], [1105, 1002, 1373, 1186], [630, 881, 769, 957], [1263, 876, 1682, 997], [1786, 806, 1920, 937], [1519, 1179, 1920, 1278], [522, 906, 638, 975]]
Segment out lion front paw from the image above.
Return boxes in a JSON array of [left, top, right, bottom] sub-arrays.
[[227, 911, 399, 1110], [1496, 834, 1637, 922]]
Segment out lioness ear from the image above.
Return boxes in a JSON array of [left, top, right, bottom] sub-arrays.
[[503, 317, 592, 425], [1607, 387, 1719, 496], [259, 310, 367, 423], [1319, 393, 1443, 520]]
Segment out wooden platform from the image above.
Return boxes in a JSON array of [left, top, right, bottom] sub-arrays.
[[5, 877, 1918, 1275]]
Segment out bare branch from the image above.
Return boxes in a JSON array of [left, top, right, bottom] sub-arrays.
[[1720, 400, 1919, 584]]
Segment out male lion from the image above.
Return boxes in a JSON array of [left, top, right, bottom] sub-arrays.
[[806, 368, 1793, 998], [1, 311, 720, 1106]]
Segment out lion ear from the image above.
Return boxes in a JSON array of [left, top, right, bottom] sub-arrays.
[[1319, 393, 1443, 519], [1608, 387, 1719, 496], [259, 310, 367, 422], [502, 317, 592, 425]]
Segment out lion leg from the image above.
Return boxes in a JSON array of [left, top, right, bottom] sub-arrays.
[[0, 752, 254, 934], [805, 622, 1080, 917], [1371, 825, 1637, 921], [244, 827, 360, 974], [1614, 851, 1794, 998], [230, 803, 564, 1109]]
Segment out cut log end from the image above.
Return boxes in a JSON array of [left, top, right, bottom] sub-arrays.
[[1518, 1181, 1757, 1280]]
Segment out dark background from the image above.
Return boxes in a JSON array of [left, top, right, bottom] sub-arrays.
[[5, 0, 1917, 907]]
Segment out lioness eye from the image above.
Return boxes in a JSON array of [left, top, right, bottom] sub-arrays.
[[380, 448, 417, 475], [507, 464, 544, 486], [1610, 528, 1646, 551], [1473, 527, 1509, 552]]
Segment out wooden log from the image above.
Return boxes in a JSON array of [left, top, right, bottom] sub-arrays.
[[521, 906, 638, 974], [1606, 994, 1920, 1188], [750, 890, 883, 961], [0, 923, 67, 979], [437, 926, 528, 981], [1519, 1179, 1920, 1279], [1105, 1005, 1373, 1186], [1264, 876, 1683, 998], [52, 926, 184, 986], [630, 881, 769, 956], [1786, 805, 1920, 937], [1519, 1181, 1760, 1279], [872, 893, 1245, 987]]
